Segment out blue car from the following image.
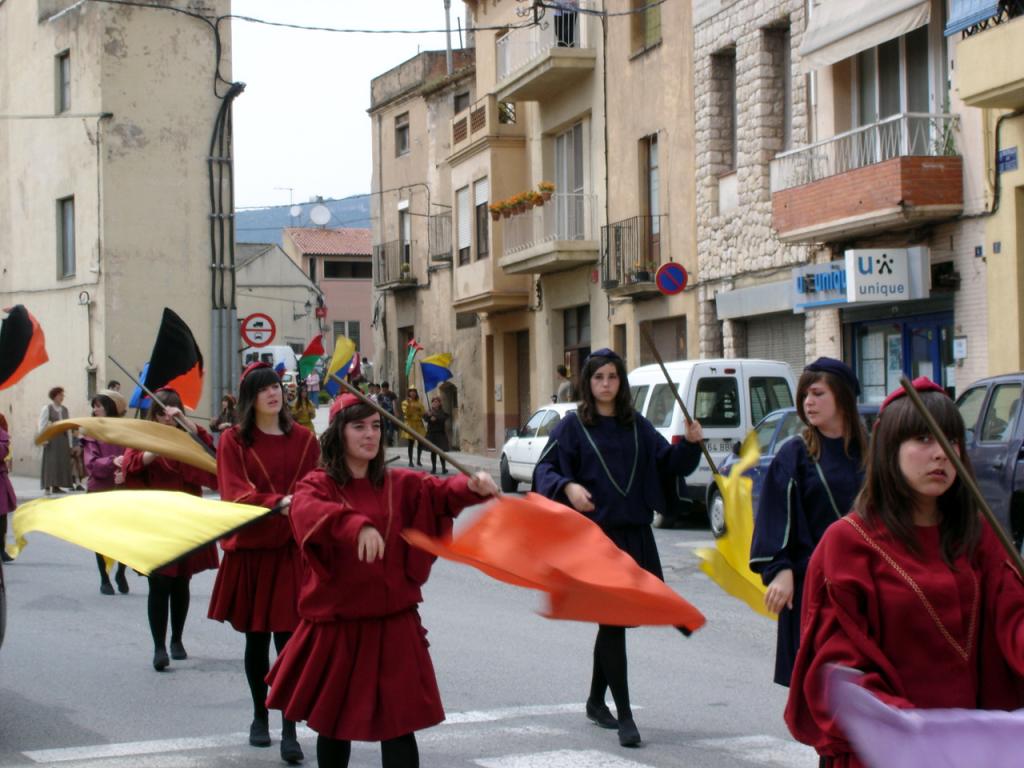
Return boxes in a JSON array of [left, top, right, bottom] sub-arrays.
[[706, 405, 879, 537]]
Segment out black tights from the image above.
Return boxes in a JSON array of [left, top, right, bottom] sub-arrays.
[[430, 450, 446, 473], [96, 553, 126, 585], [589, 625, 631, 720], [244, 631, 291, 719], [316, 732, 418, 768], [407, 440, 424, 464], [147, 573, 190, 649]]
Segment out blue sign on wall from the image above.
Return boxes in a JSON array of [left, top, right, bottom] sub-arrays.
[[998, 147, 1018, 174]]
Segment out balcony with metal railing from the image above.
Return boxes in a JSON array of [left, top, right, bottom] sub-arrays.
[[770, 113, 963, 244], [373, 239, 418, 290], [494, 3, 597, 102], [449, 95, 524, 163], [498, 192, 599, 275], [954, 12, 1024, 108], [600, 215, 669, 299]]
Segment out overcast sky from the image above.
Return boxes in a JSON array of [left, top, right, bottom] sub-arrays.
[[231, 1, 466, 209]]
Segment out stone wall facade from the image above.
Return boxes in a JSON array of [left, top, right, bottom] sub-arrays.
[[694, 0, 811, 358]]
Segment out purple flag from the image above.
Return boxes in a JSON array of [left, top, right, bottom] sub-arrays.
[[829, 666, 1024, 768]]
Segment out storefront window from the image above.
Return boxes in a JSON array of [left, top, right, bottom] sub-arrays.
[[853, 313, 955, 403]]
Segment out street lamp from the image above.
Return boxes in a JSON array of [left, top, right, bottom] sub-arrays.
[[293, 299, 312, 320]]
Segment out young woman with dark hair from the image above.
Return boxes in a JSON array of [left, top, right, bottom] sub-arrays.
[[82, 390, 130, 595], [209, 363, 320, 764], [532, 348, 704, 748], [400, 387, 426, 467], [786, 379, 1024, 767], [749, 357, 867, 688], [265, 393, 498, 768], [290, 384, 317, 433], [210, 393, 238, 440], [119, 389, 219, 670]]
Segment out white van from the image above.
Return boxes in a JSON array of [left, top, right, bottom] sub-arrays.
[[627, 359, 797, 527]]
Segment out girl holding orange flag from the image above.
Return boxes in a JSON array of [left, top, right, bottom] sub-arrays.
[[533, 348, 704, 748], [266, 392, 497, 768]]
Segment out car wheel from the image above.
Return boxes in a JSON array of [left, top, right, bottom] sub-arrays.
[[708, 489, 727, 538], [499, 456, 519, 493]]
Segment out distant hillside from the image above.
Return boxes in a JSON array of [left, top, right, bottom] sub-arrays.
[[235, 196, 372, 246]]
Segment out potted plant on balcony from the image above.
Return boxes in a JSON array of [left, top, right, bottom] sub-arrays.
[[400, 262, 412, 281], [538, 181, 555, 201], [528, 190, 544, 208], [489, 203, 502, 222], [632, 259, 656, 283], [499, 199, 513, 218]]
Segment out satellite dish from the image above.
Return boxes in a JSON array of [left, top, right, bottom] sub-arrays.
[[309, 204, 331, 227], [289, 205, 302, 218]]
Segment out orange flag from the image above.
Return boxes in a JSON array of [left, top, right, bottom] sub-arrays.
[[404, 492, 706, 632]]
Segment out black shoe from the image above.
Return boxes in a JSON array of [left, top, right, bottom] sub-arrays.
[[249, 717, 271, 747], [618, 717, 641, 747], [169, 639, 187, 660], [100, 581, 115, 596], [1, 550, 12, 563], [408, 460, 414, 467], [50, 487, 65, 495], [115, 570, 129, 594], [73, 484, 84, 491], [153, 647, 170, 671], [586, 699, 618, 729], [280, 735, 303, 764]]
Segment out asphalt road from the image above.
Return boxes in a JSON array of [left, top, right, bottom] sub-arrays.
[[0, 493, 814, 768]]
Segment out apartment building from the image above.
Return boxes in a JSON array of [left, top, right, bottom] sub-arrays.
[[369, 50, 476, 445], [701, 0, 990, 401], [949, 3, 1024, 374], [0, 0, 232, 473], [282, 227, 374, 361], [457, 0, 608, 451], [604, 0, 698, 369]]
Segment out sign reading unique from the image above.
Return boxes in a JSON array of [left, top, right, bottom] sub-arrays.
[[240, 313, 276, 348], [845, 249, 911, 304], [655, 263, 688, 296]]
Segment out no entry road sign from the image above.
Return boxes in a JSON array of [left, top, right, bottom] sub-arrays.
[[655, 262, 688, 296], [240, 312, 276, 348]]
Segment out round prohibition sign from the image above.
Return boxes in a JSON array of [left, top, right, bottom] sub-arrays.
[[655, 263, 688, 296], [240, 312, 276, 348]]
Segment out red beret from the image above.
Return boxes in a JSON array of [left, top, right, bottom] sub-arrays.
[[879, 376, 947, 415], [240, 361, 272, 384], [328, 392, 363, 421]]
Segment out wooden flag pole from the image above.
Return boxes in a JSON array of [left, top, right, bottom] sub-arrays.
[[329, 373, 475, 478], [639, 326, 718, 475], [107, 355, 215, 458], [897, 374, 1024, 576]]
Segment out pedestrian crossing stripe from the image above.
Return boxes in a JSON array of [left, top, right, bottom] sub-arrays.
[[476, 750, 653, 768], [692, 734, 817, 765]]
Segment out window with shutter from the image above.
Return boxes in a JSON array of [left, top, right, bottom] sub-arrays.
[[457, 187, 471, 265]]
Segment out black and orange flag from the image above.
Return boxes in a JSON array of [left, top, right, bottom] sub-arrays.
[[144, 308, 204, 409], [0, 305, 49, 390], [404, 492, 706, 633]]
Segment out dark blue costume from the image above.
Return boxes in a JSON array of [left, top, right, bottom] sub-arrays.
[[533, 411, 702, 579], [749, 433, 864, 686]]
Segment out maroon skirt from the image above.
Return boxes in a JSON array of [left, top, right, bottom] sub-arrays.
[[157, 543, 218, 579], [266, 608, 444, 742], [207, 543, 301, 632]]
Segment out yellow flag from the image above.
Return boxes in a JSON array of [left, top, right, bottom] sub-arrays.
[[695, 432, 776, 620], [8, 491, 269, 574], [36, 417, 216, 475]]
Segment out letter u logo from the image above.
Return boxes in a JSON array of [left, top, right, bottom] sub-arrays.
[[858, 256, 873, 275]]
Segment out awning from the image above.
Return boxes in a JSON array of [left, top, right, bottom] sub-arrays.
[[944, 0, 1002, 37], [799, 0, 931, 71]]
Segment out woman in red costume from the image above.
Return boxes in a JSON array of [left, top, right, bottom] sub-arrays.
[[118, 389, 219, 671], [265, 393, 499, 768], [786, 378, 1024, 767], [208, 363, 320, 765]]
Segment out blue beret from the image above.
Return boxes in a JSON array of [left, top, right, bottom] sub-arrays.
[[804, 357, 861, 397], [584, 348, 622, 365]]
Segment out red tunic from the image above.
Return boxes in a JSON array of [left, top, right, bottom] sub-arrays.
[[265, 467, 486, 741], [121, 427, 219, 578], [786, 514, 1024, 767], [207, 424, 320, 632]]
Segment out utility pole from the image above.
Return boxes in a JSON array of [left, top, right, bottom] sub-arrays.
[[444, 0, 453, 74]]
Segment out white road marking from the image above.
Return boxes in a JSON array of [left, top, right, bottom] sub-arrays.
[[692, 734, 817, 766], [674, 539, 717, 550], [475, 749, 654, 768]]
